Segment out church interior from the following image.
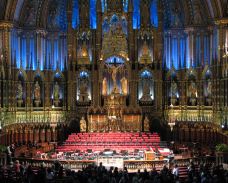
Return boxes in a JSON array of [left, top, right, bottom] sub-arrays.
[[0, 0, 228, 182]]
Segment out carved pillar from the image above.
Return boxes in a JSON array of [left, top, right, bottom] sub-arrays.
[[44, 80, 50, 108], [46, 128, 51, 142], [24, 129, 28, 144], [15, 130, 19, 143], [52, 127, 57, 142], [19, 129, 23, 143], [40, 128, 45, 142], [34, 128, 39, 143], [29, 129, 34, 143], [11, 130, 15, 143]]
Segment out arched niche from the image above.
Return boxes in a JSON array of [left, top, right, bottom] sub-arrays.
[[102, 14, 128, 36], [77, 70, 91, 103], [202, 68, 212, 106], [167, 70, 179, 106], [33, 74, 43, 107], [16, 70, 27, 107], [101, 56, 129, 96], [187, 70, 198, 106], [138, 69, 154, 104], [52, 71, 64, 107]]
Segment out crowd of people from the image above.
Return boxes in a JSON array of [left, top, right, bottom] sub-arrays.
[[0, 160, 228, 183]]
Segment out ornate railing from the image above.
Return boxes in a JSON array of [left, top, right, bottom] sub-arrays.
[[124, 160, 167, 170], [14, 158, 96, 170]]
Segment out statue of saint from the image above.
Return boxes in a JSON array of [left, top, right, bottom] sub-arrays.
[[79, 79, 89, 102], [80, 116, 86, 132], [144, 116, 150, 132], [53, 82, 60, 100], [142, 41, 149, 56], [34, 81, 41, 100], [79, 80, 88, 94], [207, 80, 212, 97], [171, 81, 178, 97], [80, 42, 88, 57], [102, 77, 108, 96], [140, 82, 152, 101], [17, 82, 23, 100], [188, 81, 197, 98], [120, 77, 128, 95]]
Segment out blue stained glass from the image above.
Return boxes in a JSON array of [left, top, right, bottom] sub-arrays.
[[141, 70, 152, 78], [105, 56, 125, 64], [90, 0, 97, 29], [57, 0, 67, 31], [123, 0, 128, 12], [80, 71, 89, 78], [72, 0, 80, 29], [172, 38, 178, 69], [133, 0, 140, 29], [150, 0, 158, 27], [101, 0, 107, 12]]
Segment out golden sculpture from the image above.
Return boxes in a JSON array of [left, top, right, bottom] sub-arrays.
[[34, 81, 41, 100], [140, 41, 152, 64], [120, 76, 128, 95], [53, 82, 60, 100], [144, 116, 150, 132], [80, 116, 86, 132], [17, 82, 23, 100], [142, 41, 150, 56], [102, 77, 108, 96]]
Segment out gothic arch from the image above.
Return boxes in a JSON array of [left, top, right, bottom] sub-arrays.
[[16, 69, 28, 81]]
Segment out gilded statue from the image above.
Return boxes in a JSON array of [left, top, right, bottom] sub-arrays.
[[142, 41, 149, 56], [80, 42, 88, 57], [188, 81, 197, 98], [120, 77, 128, 95], [53, 82, 60, 100], [102, 77, 108, 96], [79, 79, 89, 102], [171, 81, 178, 97], [140, 82, 152, 102], [80, 116, 86, 132], [79, 80, 88, 94], [34, 81, 41, 100], [144, 116, 150, 132], [17, 82, 23, 100], [207, 80, 212, 97]]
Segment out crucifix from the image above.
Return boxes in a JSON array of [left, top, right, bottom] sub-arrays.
[[108, 58, 123, 92]]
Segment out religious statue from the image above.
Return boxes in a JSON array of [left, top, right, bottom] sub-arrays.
[[110, 64, 122, 93], [140, 82, 152, 102], [171, 3, 181, 27], [142, 41, 149, 56], [144, 116, 150, 132], [171, 81, 178, 97], [80, 116, 86, 132], [120, 77, 128, 95], [79, 79, 89, 102], [17, 82, 23, 100], [140, 41, 151, 64], [102, 77, 108, 96], [206, 79, 212, 105], [34, 81, 41, 100], [80, 42, 88, 57], [188, 81, 197, 98], [53, 82, 60, 100], [207, 80, 212, 97]]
